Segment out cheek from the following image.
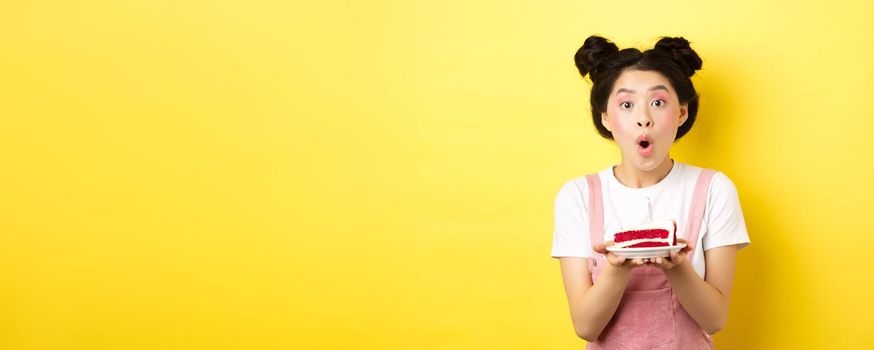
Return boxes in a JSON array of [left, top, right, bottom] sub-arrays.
[[608, 117, 625, 133], [605, 107, 629, 134], [654, 108, 681, 126]]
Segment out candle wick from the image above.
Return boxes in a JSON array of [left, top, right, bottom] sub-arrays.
[[647, 196, 653, 222]]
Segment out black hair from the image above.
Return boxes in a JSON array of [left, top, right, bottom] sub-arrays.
[[573, 35, 703, 140]]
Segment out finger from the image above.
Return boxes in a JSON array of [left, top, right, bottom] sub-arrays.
[[654, 257, 674, 269], [593, 241, 616, 254], [668, 251, 686, 267], [672, 251, 684, 264], [674, 238, 692, 251], [605, 253, 625, 266], [593, 243, 606, 254], [680, 247, 692, 258]]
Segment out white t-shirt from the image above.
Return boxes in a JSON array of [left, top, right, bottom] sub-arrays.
[[550, 161, 750, 278]]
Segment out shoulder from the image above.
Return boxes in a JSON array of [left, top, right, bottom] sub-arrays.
[[676, 162, 738, 195], [707, 170, 740, 200], [556, 167, 612, 197], [711, 171, 738, 191], [692, 166, 742, 207], [555, 176, 587, 206], [555, 169, 609, 209]]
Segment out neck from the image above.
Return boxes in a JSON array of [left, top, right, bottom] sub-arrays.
[[614, 157, 674, 188]]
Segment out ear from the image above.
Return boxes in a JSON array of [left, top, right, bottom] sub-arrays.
[[678, 104, 689, 127], [601, 112, 612, 132]]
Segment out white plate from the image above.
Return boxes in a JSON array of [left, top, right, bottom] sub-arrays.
[[605, 243, 687, 258]]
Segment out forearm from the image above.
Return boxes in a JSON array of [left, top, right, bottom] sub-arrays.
[[571, 265, 632, 340], [664, 262, 728, 334]]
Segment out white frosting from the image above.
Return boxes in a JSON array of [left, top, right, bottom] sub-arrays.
[[612, 220, 676, 248]]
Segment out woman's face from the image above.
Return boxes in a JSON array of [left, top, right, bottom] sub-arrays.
[[601, 69, 688, 172]]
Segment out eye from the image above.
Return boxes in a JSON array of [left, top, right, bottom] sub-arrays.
[[651, 99, 665, 107], [620, 101, 633, 109]]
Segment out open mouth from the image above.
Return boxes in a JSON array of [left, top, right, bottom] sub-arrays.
[[636, 135, 653, 156]]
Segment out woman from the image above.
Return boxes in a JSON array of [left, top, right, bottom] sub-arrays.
[[550, 35, 751, 349]]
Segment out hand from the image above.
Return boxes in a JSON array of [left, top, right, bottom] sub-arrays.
[[650, 238, 693, 271], [593, 241, 652, 270]]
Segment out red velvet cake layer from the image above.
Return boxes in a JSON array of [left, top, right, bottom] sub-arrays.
[[613, 229, 670, 243], [625, 241, 670, 248]]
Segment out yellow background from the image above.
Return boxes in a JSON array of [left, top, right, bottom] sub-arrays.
[[1, 1, 871, 349]]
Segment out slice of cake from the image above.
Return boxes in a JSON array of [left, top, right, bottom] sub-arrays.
[[612, 220, 677, 248]]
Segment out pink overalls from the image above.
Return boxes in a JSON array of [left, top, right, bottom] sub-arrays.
[[581, 169, 716, 350]]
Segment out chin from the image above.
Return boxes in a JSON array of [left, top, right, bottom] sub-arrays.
[[632, 155, 668, 172], [634, 162, 660, 172]]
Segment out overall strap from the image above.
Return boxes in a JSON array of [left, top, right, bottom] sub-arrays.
[[684, 169, 716, 259], [584, 174, 605, 251]]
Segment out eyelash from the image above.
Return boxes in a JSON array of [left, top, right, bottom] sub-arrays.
[[619, 99, 666, 109]]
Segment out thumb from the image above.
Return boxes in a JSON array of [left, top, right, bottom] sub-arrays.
[[593, 243, 607, 254], [592, 241, 614, 254], [676, 238, 693, 252]]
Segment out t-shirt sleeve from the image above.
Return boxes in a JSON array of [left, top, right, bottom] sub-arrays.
[[702, 172, 751, 251], [551, 180, 592, 258]]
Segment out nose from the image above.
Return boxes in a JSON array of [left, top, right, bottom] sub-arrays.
[[636, 109, 653, 128]]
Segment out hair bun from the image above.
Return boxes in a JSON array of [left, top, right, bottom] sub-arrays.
[[574, 35, 619, 79], [654, 37, 702, 76]]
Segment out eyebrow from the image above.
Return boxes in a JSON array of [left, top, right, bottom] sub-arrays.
[[616, 85, 670, 95]]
